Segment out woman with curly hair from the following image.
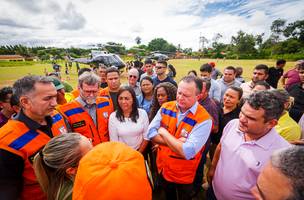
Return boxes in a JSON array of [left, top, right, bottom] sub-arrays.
[[149, 82, 177, 122]]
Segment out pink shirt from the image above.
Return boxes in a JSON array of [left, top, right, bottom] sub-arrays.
[[212, 119, 290, 200], [283, 68, 300, 89]]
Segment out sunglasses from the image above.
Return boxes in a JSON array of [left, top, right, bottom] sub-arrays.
[[129, 75, 138, 79], [156, 66, 166, 69]]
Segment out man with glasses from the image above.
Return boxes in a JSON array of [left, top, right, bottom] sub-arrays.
[[152, 60, 177, 87], [126, 68, 142, 96], [58, 71, 113, 146]]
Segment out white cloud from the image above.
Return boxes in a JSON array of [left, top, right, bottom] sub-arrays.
[[0, 0, 303, 49]]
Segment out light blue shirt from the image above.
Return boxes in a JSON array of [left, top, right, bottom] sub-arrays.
[[75, 97, 97, 125], [216, 78, 241, 102], [148, 101, 212, 160], [209, 79, 221, 102]]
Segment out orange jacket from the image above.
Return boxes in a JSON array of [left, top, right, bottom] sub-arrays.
[[99, 87, 114, 109], [58, 97, 113, 146], [0, 111, 67, 200], [157, 101, 210, 184]]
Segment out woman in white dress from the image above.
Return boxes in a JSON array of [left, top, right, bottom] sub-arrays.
[[109, 86, 149, 153]]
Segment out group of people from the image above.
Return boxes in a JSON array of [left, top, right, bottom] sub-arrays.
[[0, 58, 303, 200]]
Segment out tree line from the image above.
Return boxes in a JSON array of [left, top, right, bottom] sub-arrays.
[[0, 18, 303, 61]]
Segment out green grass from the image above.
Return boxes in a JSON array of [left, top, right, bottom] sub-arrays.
[[0, 59, 295, 88]]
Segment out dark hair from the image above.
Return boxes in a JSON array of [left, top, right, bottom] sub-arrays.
[[200, 63, 212, 73], [149, 82, 177, 121], [228, 86, 243, 100], [276, 59, 286, 66], [106, 66, 120, 76], [10, 93, 19, 107], [298, 62, 304, 70], [271, 146, 304, 200], [13, 75, 53, 101], [235, 67, 243, 76], [188, 70, 197, 76], [78, 68, 92, 77], [144, 59, 152, 64], [225, 66, 236, 73], [140, 76, 154, 98], [116, 86, 139, 123], [246, 90, 284, 122], [167, 64, 176, 77], [157, 60, 167, 67], [253, 81, 271, 90], [180, 75, 202, 95], [255, 64, 269, 75], [200, 78, 211, 91], [0, 86, 13, 102], [271, 89, 290, 107]]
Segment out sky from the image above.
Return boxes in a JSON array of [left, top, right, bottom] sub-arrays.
[[0, 0, 303, 50]]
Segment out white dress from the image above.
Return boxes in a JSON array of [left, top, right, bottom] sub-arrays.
[[109, 108, 149, 150]]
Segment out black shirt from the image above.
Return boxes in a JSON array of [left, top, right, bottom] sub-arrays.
[[288, 83, 304, 122], [266, 67, 283, 88], [0, 110, 54, 199], [109, 92, 119, 110], [100, 82, 108, 89], [152, 76, 177, 87], [212, 106, 241, 144]]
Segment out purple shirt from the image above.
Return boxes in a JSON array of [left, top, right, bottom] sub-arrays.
[[0, 112, 8, 128], [213, 119, 291, 200], [283, 68, 300, 90]]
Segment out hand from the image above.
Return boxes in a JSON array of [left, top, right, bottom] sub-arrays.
[[207, 165, 216, 184], [158, 127, 168, 136], [152, 144, 159, 152], [290, 139, 304, 145], [178, 137, 187, 143]]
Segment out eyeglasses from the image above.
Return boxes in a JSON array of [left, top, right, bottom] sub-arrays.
[[129, 75, 138, 79]]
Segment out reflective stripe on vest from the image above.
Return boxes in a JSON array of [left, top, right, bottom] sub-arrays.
[[157, 101, 210, 184], [9, 130, 39, 150]]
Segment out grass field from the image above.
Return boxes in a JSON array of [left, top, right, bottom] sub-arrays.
[[0, 59, 296, 88]]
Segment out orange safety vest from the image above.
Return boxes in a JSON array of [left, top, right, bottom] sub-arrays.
[[157, 101, 210, 184], [58, 97, 113, 146], [0, 111, 68, 200], [99, 87, 114, 109]]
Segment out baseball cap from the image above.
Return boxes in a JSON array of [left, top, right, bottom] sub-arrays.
[[73, 142, 152, 200], [50, 77, 64, 90]]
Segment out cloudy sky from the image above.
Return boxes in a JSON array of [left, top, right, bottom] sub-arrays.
[[0, 0, 303, 50]]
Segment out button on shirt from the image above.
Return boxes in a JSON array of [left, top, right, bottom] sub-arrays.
[[76, 97, 97, 125], [148, 102, 212, 160], [212, 119, 291, 200]]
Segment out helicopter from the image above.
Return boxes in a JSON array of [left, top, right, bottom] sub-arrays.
[[146, 51, 170, 61], [70, 43, 126, 70]]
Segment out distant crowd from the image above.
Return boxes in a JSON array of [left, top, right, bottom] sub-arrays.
[[0, 58, 303, 200]]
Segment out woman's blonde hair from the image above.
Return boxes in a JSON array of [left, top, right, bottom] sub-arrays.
[[33, 133, 84, 200]]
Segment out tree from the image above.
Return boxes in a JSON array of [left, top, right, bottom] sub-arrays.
[[147, 38, 176, 53], [135, 36, 141, 45], [231, 30, 257, 57], [271, 19, 286, 42], [283, 20, 304, 42]]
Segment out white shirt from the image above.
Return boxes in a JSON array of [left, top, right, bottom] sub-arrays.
[[109, 108, 149, 150]]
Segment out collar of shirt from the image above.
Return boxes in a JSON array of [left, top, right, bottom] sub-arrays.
[[76, 96, 96, 108], [176, 101, 198, 115], [236, 126, 278, 150], [16, 109, 53, 133]]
